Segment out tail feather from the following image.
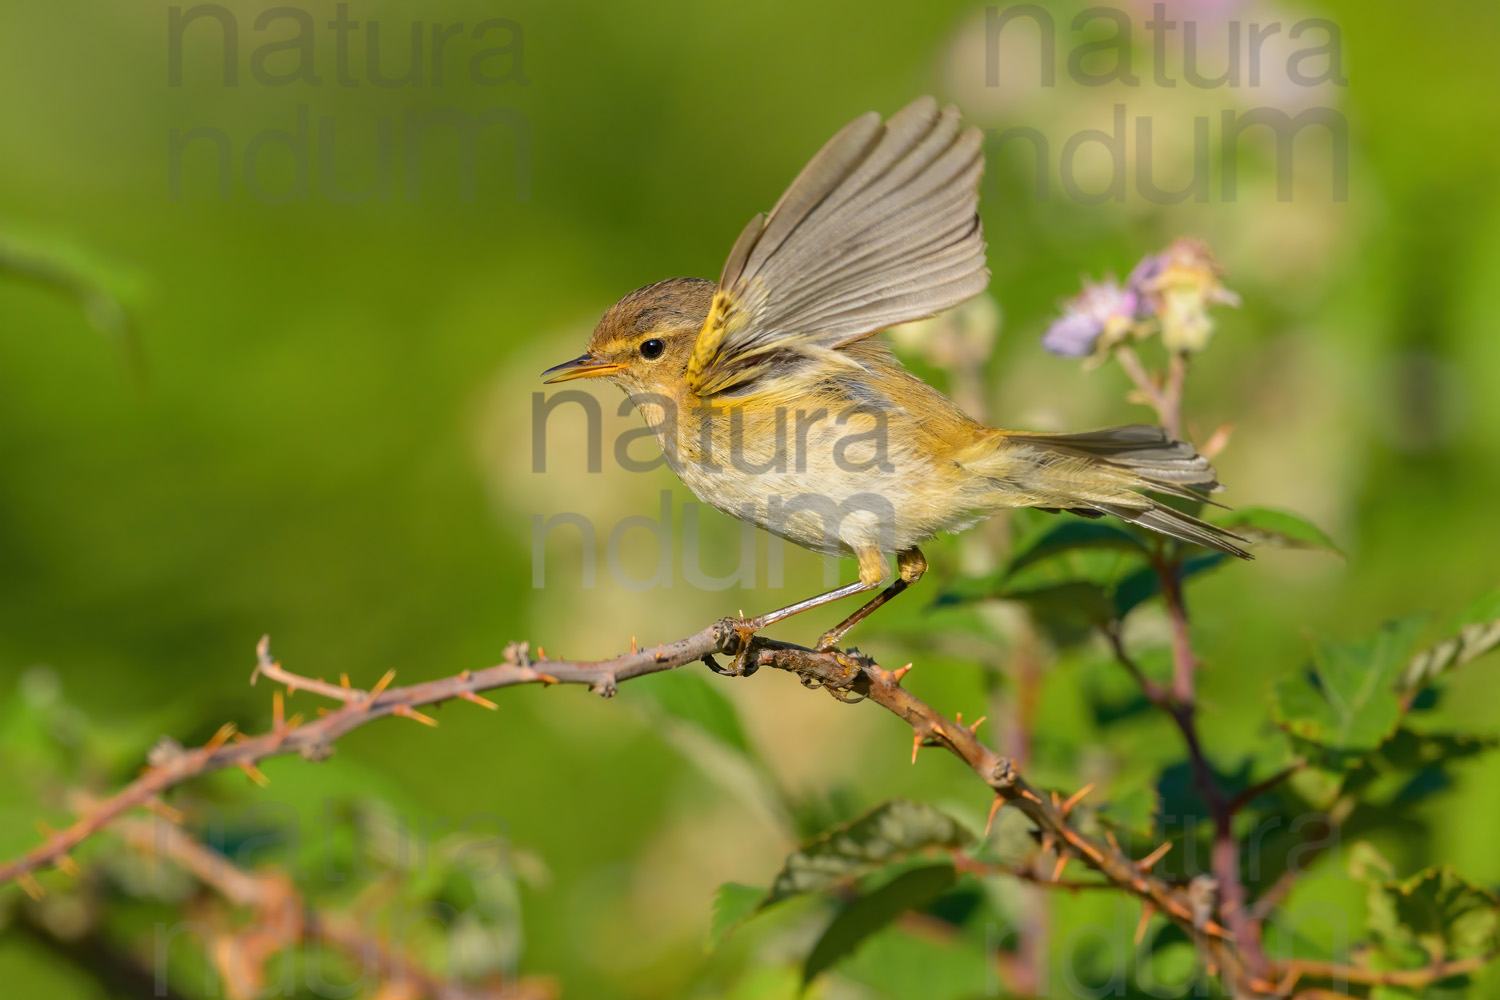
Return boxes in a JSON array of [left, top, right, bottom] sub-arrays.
[[1008, 424, 1224, 494], [978, 424, 1252, 560], [1092, 499, 1251, 560]]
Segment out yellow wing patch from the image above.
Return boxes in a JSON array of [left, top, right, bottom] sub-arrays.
[[685, 290, 735, 394]]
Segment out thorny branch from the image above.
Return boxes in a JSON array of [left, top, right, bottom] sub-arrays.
[[0, 629, 711, 891], [3, 623, 1240, 974], [0, 622, 1482, 997]]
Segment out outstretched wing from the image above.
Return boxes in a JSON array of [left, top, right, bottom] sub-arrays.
[[684, 96, 989, 396]]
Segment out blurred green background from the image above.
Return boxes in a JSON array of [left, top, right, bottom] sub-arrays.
[[2, 0, 1499, 996]]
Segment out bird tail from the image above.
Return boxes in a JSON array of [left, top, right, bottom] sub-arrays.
[[973, 424, 1252, 560]]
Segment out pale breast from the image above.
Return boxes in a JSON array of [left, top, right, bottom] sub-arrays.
[[632, 356, 991, 557]]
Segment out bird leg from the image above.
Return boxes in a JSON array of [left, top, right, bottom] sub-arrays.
[[719, 547, 924, 675], [720, 577, 878, 676], [815, 547, 927, 651]]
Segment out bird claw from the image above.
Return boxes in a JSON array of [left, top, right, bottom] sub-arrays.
[[713, 617, 761, 677]]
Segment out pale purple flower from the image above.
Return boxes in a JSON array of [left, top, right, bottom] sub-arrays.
[[1125, 253, 1166, 313], [1041, 278, 1138, 358], [1042, 239, 1238, 358]]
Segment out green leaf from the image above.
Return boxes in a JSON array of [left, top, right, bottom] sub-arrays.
[[801, 864, 957, 986], [1291, 728, 1500, 811], [709, 882, 763, 949], [1272, 619, 1425, 752], [1217, 507, 1343, 556], [1375, 730, 1500, 772], [1366, 866, 1500, 964], [1094, 784, 1160, 839], [763, 800, 972, 908], [836, 921, 995, 1000], [1003, 581, 1116, 628], [1005, 520, 1147, 578], [1400, 589, 1500, 697]]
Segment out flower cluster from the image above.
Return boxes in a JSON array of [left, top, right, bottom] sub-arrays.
[[1042, 238, 1240, 360]]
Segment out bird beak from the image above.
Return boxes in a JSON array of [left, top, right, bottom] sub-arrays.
[[541, 354, 623, 383]]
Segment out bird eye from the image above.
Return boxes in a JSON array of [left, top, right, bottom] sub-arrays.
[[639, 338, 665, 360]]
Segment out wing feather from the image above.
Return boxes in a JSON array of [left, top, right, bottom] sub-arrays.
[[686, 97, 989, 395]]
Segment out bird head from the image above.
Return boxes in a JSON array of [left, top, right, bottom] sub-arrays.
[[542, 277, 714, 398]]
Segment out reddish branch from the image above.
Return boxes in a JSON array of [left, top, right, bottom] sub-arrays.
[[2, 626, 1232, 963], [0, 621, 1482, 997], [1112, 350, 1271, 980], [0, 630, 713, 890]]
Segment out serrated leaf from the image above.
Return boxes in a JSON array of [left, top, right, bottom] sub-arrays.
[[1272, 619, 1425, 752], [1217, 507, 1343, 556], [763, 800, 972, 908], [1005, 520, 1147, 578], [1366, 867, 1500, 964], [1400, 590, 1500, 697], [802, 864, 957, 986], [1376, 729, 1499, 771], [709, 881, 763, 949], [1293, 728, 1499, 812]]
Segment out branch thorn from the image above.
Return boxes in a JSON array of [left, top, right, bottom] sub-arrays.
[[146, 797, 184, 824], [203, 722, 237, 754], [238, 762, 270, 787], [393, 704, 439, 727], [984, 795, 1003, 837], [1135, 902, 1157, 945], [367, 669, 396, 700], [1136, 841, 1173, 872], [459, 690, 498, 710], [1060, 783, 1094, 816], [17, 872, 43, 900]]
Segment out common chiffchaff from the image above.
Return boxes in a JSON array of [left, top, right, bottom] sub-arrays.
[[544, 97, 1248, 670]]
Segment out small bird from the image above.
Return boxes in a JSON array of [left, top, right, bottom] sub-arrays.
[[544, 97, 1248, 667]]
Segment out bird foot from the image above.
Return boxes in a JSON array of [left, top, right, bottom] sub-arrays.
[[712, 616, 762, 677]]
